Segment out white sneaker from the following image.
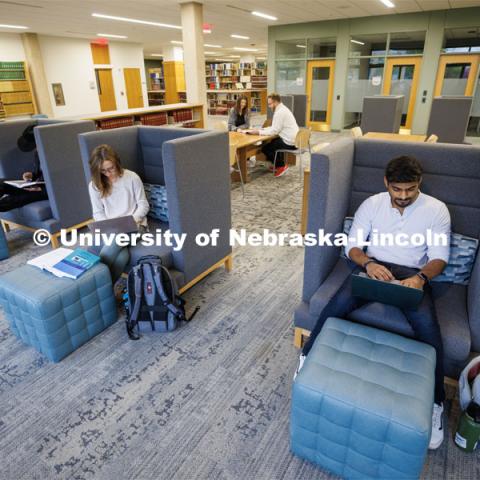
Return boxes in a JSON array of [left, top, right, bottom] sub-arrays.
[[293, 354, 306, 381], [248, 155, 256, 168], [429, 402, 444, 449]]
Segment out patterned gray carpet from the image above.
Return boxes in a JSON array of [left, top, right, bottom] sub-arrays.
[[0, 132, 479, 479]]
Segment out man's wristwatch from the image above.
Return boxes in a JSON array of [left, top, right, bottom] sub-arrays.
[[362, 259, 376, 269], [416, 272, 429, 284]]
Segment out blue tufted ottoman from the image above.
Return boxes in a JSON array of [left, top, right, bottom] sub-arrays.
[[291, 317, 436, 479], [0, 263, 117, 362]]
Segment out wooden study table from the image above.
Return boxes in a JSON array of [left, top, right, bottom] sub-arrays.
[[363, 132, 427, 142], [229, 131, 277, 183]]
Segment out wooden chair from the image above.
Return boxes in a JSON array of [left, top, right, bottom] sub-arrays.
[[351, 126, 363, 138], [426, 134, 438, 143]]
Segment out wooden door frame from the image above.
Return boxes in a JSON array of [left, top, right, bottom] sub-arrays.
[[382, 56, 422, 130], [434, 54, 480, 97], [306, 59, 335, 132]]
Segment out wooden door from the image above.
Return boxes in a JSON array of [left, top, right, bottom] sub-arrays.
[[124, 68, 144, 109], [383, 56, 422, 129], [306, 60, 335, 131], [95, 68, 116, 112], [434, 54, 480, 97]]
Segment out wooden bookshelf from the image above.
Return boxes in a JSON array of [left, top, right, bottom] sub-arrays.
[[148, 90, 165, 106], [205, 61, 267, 90], [62, 103, 205, 130], [207, 89, 267, 115], [0, 61, 36, 117], [147, 66, 166, 106]]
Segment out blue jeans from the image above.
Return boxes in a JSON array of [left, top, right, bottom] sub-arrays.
[[302, 259, 445, 404]]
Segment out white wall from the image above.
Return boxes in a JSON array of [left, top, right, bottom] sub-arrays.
[[0, 33, 25, 61], [109, 42, 148, 110], [39, 36, 99, 117], [37, 35, 148, 117]]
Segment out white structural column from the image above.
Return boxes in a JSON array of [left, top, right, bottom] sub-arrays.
[[180, 1, 206, 120]]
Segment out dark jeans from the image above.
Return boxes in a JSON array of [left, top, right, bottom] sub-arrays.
[[261, 137, 296, 167], [302, 259, 445, 404], [0, 181, 47, 212]]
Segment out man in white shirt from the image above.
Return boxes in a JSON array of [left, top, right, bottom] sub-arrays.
[[298, 156, 451, 450], [246, 93, 299, 177]]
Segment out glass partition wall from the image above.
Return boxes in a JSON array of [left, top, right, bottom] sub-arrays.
[[344, 31, 425, 129]]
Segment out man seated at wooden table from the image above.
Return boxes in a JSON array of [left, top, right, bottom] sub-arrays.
[[241, 93, 299, 178]]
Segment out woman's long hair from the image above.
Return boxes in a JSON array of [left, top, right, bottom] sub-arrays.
[[234, 95, 248, 115], [89, 144, 124, 198]]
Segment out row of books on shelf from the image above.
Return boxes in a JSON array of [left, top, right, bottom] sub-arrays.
[[98, 117, 135, 130], [206, 62, 266, 70], [0, 61, 24, 70], [171, 109, 193, 122]]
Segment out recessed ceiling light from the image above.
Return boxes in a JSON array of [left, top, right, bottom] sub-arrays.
[[171, 40, 183, 44], [296, 44, 306, 48], [0, 24, 28, 29], [92, 13, 181, 29], [233, 47, 258, 52], [203, 29, 212, 34], [251, 11, 278, 21], [350, 39, 365, 45], [379, 0, 395, 7], [227, 55, 241, 58], [231, 34, 250, 40], [150, 54, 163, 57], [204, 43, 222, 48], [97, 33, 127, 39]]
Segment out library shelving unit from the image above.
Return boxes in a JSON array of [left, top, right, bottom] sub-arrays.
[[206, 61, 267, 115], [63, 103, 205, 130], [0, 61, 36, 117], [147, 66, 166, 106]]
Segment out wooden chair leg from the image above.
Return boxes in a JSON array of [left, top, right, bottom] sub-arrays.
[[50, 234, 60, 249], [294, 327, 304, 349], [225, 255, 233, 272]]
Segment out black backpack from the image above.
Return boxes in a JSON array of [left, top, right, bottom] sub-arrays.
[[123, 255, 198, 340]]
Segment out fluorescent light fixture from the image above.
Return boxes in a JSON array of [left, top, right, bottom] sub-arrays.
[[233, 47, 258, 52], [0, 24, 28, 29], [296, 44, 306, 48], [379, 0, 395, 7], [92, 13, 181, 29], [231, 34, 249, 40], [97, 33, 127, 39], [350, 39, 365, 45], [203, 29, 212, 34], [227, 55, 241, 58], [252, 11, 277, 21], [256, 57, 266, 60], [204, 43, 222, 48], [150, 54, 163, 57], [204, 51, 217, 55], [171, 40, 183, 44]]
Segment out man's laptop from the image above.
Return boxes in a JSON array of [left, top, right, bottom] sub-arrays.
[[351, 272, 424, 309], [88, 215, 138, 235]]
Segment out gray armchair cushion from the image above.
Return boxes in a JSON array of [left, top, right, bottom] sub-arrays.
[[21, 200, 52, 222]]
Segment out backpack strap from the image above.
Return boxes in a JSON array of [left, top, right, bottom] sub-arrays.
[[151, 263, 186, 320], [126, 265, 143, 340]]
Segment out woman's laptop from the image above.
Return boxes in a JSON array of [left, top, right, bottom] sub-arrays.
[[351, 272, 424, 309], [88, 215, 138, 235]]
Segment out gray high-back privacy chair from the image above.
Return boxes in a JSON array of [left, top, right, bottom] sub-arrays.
[[360, 95, 404, 134]]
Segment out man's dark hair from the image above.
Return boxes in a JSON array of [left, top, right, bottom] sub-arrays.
[[385, 155, 423, 183], [17, 124, 37, 152], [267, 93, 281, 103]]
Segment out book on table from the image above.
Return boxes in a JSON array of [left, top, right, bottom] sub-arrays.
[[27, 248, 100, 279]]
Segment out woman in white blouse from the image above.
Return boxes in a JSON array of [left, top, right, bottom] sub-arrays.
[[88, 144, 149, 229], [88, 144, 149, 282]]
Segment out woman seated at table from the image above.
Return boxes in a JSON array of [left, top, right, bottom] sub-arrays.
[[228, 96, 250, 131]]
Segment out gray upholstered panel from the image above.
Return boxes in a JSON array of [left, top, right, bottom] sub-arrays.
[[162, 130, 231, 282], [78, 127, 143, 183], [21, 200, 52, 221], [351, 138, 480, 238], [427, 96, 473, 143], [138, 126, 208, 185], [468, 252, 480, 351], [360, 95, 403, 134], [0, 209, 60, 232], [292, 94, 307, 127], [34, 121, 95, 229], [303, 138, 355, 301], [0, 120, 37, 179]]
